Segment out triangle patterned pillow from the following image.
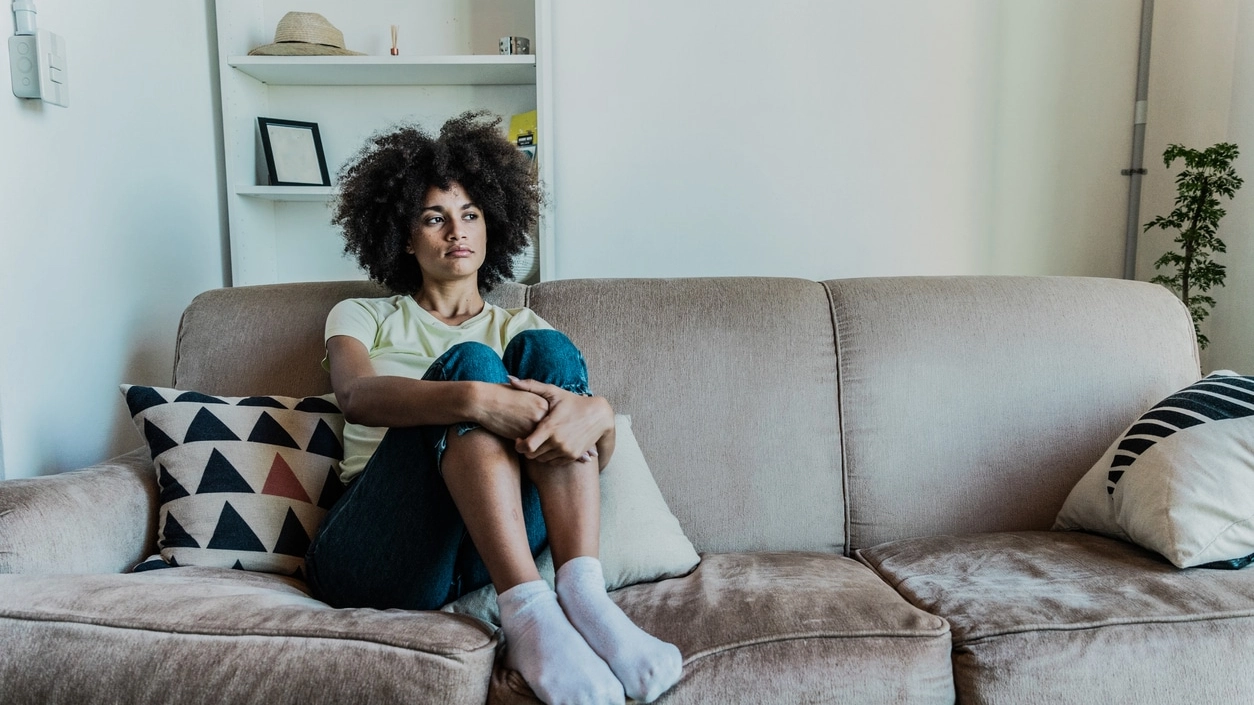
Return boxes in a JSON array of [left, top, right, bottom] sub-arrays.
[[1055, 371, 1254, 569], [122, 385, 346, 577]]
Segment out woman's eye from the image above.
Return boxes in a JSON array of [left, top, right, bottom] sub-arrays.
[[464, 212, 479, 220]]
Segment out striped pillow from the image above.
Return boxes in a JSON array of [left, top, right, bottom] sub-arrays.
[[1055, 371, 1254, 568]]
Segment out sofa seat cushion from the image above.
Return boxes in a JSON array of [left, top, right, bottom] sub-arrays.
[[0, 567, 497, 705], [858, 531, 1254, 705], [488, 552, 954, 704]]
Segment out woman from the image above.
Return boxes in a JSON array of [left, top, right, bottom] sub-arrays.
[[305, 113, 681, 705]]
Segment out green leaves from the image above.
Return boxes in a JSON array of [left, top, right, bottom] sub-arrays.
[[1147, 142, 1242, 349]]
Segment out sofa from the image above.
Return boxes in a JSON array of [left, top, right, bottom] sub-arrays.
[[3, 274, 1245, 704]]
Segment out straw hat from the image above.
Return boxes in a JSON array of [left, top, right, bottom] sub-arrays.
[[249, 12, 364, 56]]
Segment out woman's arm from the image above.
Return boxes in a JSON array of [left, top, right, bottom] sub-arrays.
[[327, 335, 548, 439], [592, 418, 616, 471]]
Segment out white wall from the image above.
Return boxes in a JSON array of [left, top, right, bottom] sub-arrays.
[[1134, 0, 1244, 373], [0, 1, 227, 478], [547, 1, 1144, 281], [1209, 2, 1254, 374]]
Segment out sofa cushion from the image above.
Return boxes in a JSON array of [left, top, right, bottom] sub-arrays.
[[488, 552, 954, 704], [0, 568, 497, 704], [528, 278, 845, 556], [858, 531, 1254, 705], [1056, 370, 1254, 568], [824, 276, 1200, 550], [122, 385, 346, 576], [0, 448, 155, 574]]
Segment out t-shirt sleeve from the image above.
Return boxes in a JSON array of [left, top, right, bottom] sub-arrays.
[[322, 299, 379, 370]]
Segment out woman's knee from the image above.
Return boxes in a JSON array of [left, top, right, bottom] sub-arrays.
[[503, 329, 589, 392], [427, 341, 509, 383], [446, 340, 501, 364], [505, 328, 575, 357]]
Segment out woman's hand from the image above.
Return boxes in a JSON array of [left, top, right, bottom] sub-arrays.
[[507, 377, 614, 465], [472, 382, 550, 441]]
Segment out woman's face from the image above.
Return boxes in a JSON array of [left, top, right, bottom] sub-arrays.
[[408, 181, 487, 286]]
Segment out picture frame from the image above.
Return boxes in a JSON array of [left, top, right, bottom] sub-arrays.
[[257, 117, 331, 186]]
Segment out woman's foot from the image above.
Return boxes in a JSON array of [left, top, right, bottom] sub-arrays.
[[498, 580, 625, 705], [556, 557, 683, 703]]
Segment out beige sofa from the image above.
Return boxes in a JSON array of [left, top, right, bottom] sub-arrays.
[[3, 275, 1247, 704]]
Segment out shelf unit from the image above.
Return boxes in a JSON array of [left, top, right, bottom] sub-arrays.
[[214, 0, 553, 287]]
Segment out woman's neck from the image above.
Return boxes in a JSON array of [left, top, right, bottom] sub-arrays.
[[413, 280, 485, 326]]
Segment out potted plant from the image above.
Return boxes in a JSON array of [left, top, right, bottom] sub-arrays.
[[1144, 142, 1243, 349]]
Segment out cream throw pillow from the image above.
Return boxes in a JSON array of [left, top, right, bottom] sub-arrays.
[[1055, 371, 1254, 569], [442, 415, 700, 624]]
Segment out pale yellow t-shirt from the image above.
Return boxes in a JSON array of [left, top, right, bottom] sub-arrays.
[[324, 295, 552, 482]]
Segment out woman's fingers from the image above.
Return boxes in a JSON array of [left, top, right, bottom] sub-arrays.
[[516, 424, 576, 463], [509, 376, 560, 399], [534, 450, 564, 464], [509, 388, 610, 465], [520, 431, 596, 465], [479, 385, 549, 440], [531, 448, 590, 465], [516, 422, 552, 457]]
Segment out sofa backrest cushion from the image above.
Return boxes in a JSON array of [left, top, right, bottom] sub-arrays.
[[173, 281, 527, 397], [825, 276, 1200, 551], [527, 277, 845, 556]]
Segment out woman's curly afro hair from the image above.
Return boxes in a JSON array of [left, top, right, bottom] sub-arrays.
[[332, 111, 541, 294]]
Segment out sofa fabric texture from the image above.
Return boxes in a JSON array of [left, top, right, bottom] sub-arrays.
[[858, 531, 1254, 704], [488, 552, 953, 705], [825, 276, 1200, 550], [0, 447, 155, 574], [0, 566, 498, 704], [528, 277, 845, 556]]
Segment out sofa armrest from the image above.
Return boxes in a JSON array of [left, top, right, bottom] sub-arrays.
[[0, 448, 157, 574]]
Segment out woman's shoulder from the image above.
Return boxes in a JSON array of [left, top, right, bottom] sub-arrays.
[[330, 294, 410, 318], [326, 295, 414, 337]]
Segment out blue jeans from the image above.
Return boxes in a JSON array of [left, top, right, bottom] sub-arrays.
[[305, 329, 591, 610]]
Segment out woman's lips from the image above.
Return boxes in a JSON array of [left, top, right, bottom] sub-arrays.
[[446, 247, 474, 257]]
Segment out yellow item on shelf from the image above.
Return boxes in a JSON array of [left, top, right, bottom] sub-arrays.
[[509, 110, 537, 147]]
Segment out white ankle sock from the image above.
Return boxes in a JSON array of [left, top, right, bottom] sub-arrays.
[[497, 579, 624, 705], [556, 557, 683, 703]]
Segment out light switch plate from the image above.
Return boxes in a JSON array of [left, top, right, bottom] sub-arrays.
[[8, 35, 39, 98], [8, 29, 67, 107]]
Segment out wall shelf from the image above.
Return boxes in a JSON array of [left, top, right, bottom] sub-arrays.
[[227, 55, 537, 86], [235, 185, 334, 201]]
